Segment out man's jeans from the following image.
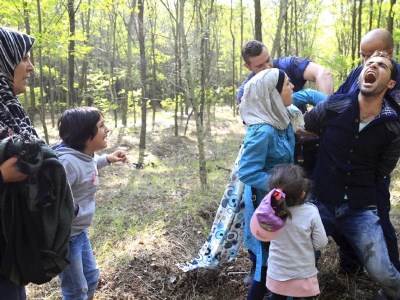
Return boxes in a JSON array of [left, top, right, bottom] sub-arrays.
[[336, 178, 400, 272], [59, 230, 99, 300], [316, 201, 400, 299]]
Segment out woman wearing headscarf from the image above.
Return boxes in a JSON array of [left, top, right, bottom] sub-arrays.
[[0, 27, 37, 299], [238, 68, 295, 300]]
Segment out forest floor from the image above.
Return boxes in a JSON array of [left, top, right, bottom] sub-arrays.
[[26, 106, 400, 300]]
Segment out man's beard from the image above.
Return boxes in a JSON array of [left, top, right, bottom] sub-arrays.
[[359, 84, 387, 97]]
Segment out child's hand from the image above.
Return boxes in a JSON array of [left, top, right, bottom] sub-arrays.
[[106, 150, 127, 164]]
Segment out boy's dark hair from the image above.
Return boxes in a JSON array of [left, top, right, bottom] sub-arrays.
[[241, 40, 266, 65], [268, 164, 312, 218], [58, 107, 103, 151]]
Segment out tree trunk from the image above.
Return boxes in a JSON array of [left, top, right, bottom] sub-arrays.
[[351, 0, 357, 68], [150, 32, 158, 130], [67, 0, 76, 107], [368, 0, 373, 31], [357, 0, 362, 58], [294, 0, 299, 56], [180, 0, 207, 190], [22, 0, 37, 125], [387, 0, 396, 34], [49, 61, 55, 128], [137, 0, 147, 165], [36, 0, 49, 144], [123, 1, 137, 127], [254, 0, 262, 41], [377, 0, 383, 27], [79, 0, 92, 107], [230, 0, 236, 115], [174, 1, 180, 136], [271, 0, 288, 58], [109, 14, 118, 128], [123, 25, 132, 127]]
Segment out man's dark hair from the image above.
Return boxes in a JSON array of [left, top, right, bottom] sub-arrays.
[[369, 50, 398, 81], [241, 40, 266, 65], [58, 107, 103, 151]]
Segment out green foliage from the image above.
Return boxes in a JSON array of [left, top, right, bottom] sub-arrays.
[[217, 86, 236, 105], [2, 0, 400, 123], [160, 97, 177, 111], [128, 90, 142, 112]]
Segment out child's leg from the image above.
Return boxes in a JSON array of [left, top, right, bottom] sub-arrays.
[[59, 231, 97, 300], [270, 295, 316, 300], [81, 230, 100, 299], [269, 292, 288, 300], [246, 266, 268, 300]]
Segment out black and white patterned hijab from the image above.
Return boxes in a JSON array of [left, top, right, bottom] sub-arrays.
[[0, 27, 37, 140]]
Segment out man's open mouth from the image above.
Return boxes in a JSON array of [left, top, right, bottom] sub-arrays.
[[365, 71, 376, 84]]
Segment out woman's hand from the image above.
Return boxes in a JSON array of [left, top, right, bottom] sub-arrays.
[[0, 157, 28, 183]]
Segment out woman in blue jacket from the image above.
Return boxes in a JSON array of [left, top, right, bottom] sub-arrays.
[[239, 68, 295, 300]]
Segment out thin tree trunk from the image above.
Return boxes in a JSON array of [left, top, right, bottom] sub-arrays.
[[67, 0, 76, 107], [271, 0, 288, 58], [368, 0, 373, 31], [49, 61, 55, 128], [36, 0, 49, 143], [109, 14, 118, 128], [351, 0, 357, 68], [22, 0, 37, 125], [230, 0, 236, 115], [180, 0, 207, 190], [150, 32, 158, 130], [387, 0, 396, 34], [254, 0, 262, 41], [137, 0, 147, 165], [79, 0, 92, 107], [357, 0, 362, 57]]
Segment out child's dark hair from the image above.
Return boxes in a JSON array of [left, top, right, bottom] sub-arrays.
[[57, 107, 103, 151], [268, 164, 312, 219]]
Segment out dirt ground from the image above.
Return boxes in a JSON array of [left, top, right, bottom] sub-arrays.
[[26, 108, 400, 299]]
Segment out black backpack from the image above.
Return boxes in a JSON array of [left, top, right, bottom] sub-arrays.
[[0, 132, 74, 285]]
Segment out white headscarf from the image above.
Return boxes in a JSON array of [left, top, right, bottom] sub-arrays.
[[239, 68, 290, 130]]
